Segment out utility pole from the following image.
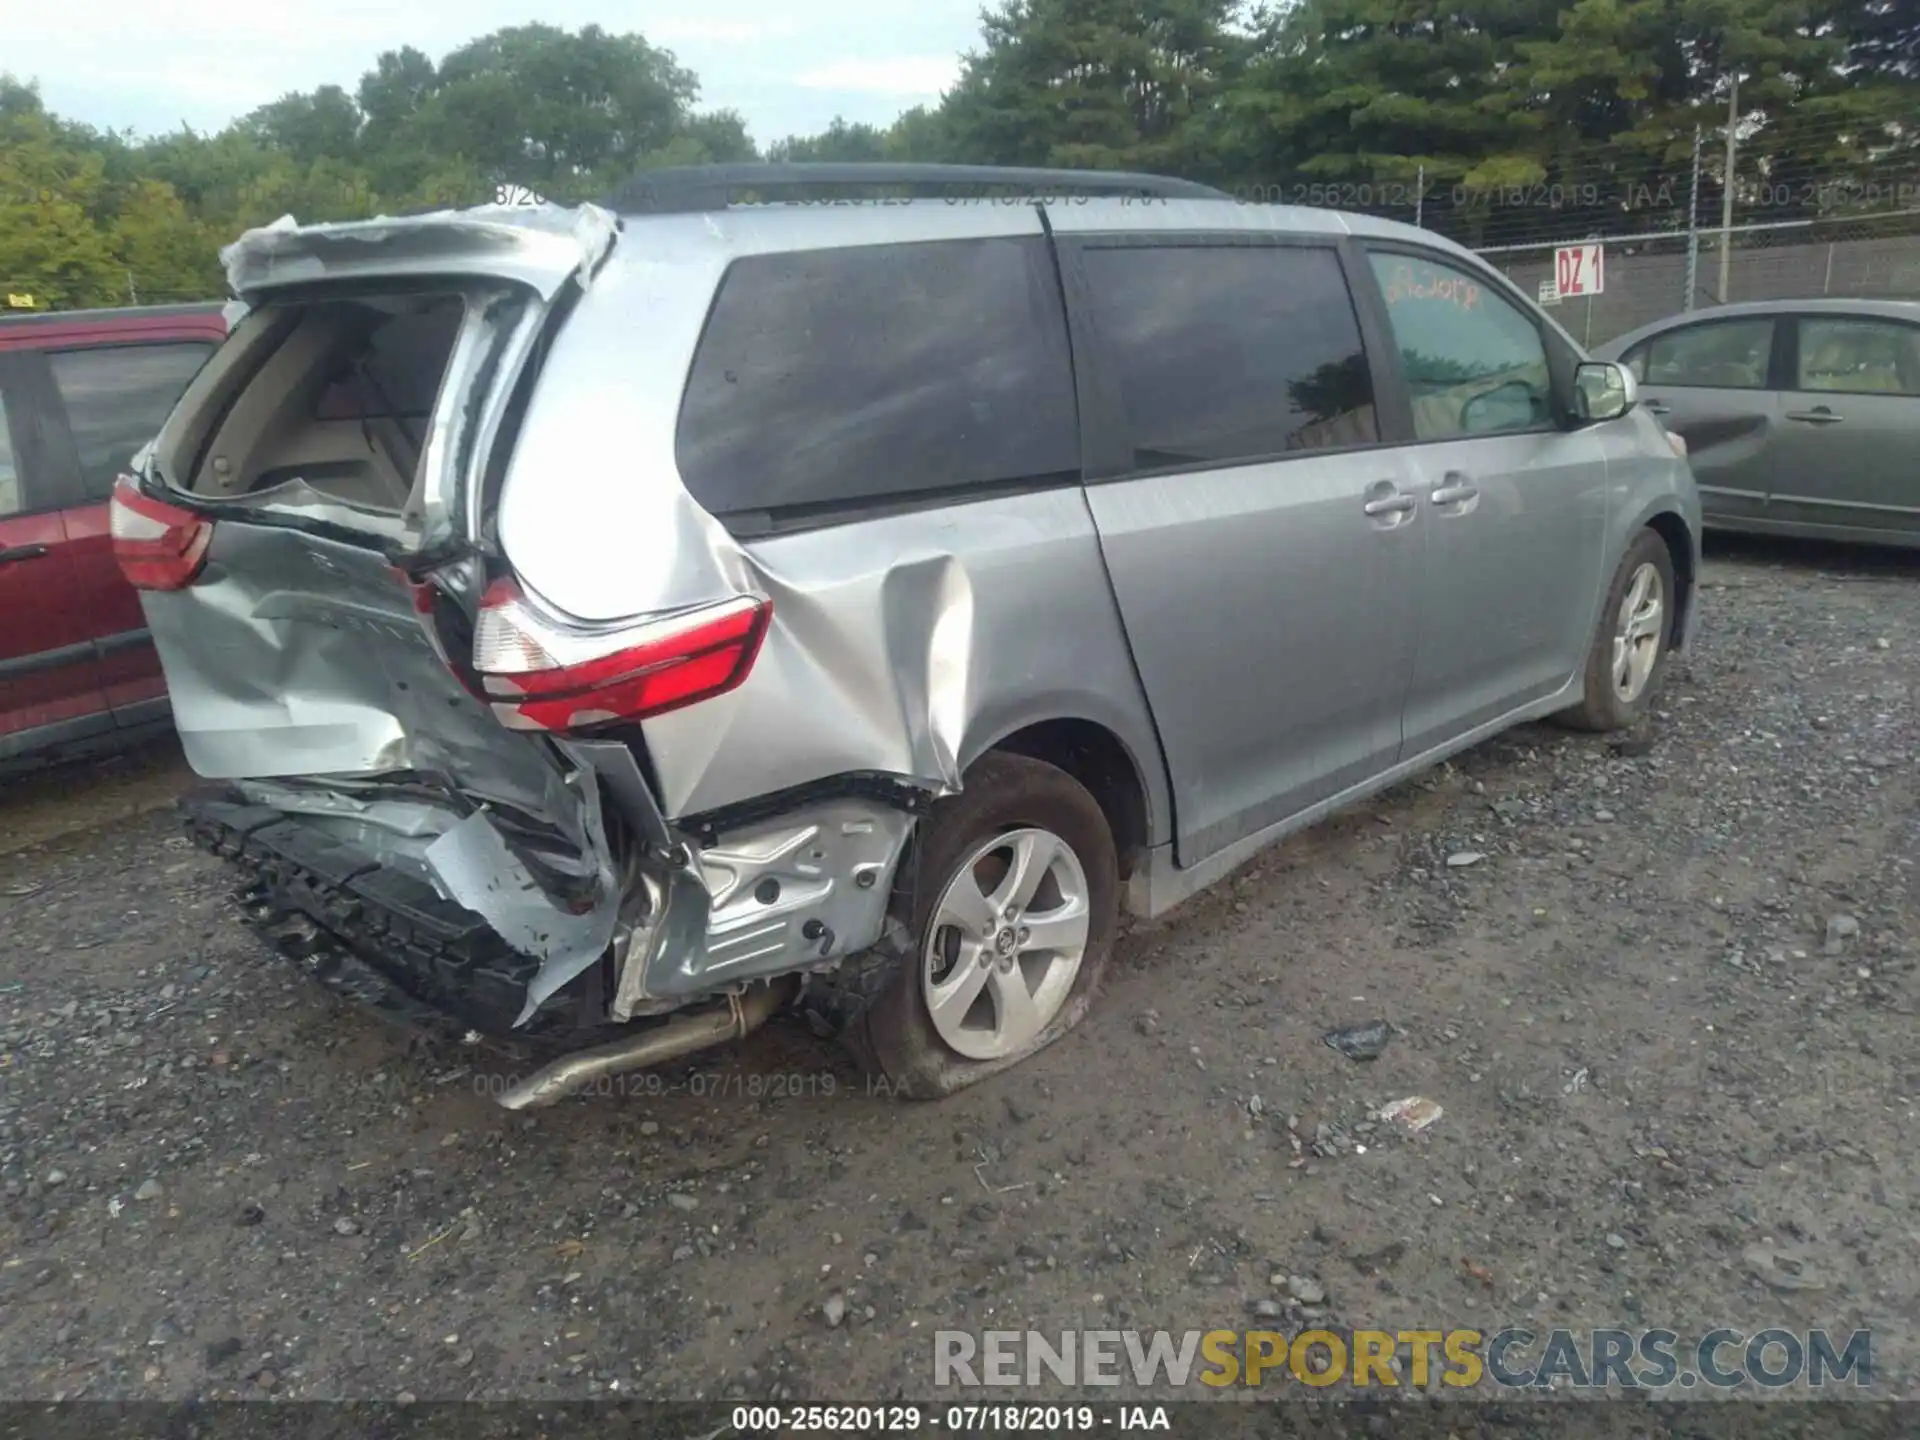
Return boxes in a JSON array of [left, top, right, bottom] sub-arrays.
[[1415, 164, 1425, 228], [1716, 73, 1739, 304]]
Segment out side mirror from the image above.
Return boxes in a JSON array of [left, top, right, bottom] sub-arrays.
[[1573, 360, 1637, 423]]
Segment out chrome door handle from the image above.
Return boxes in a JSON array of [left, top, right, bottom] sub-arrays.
[[1363, 494, 1416, 517], [1785, 409, 1844, 425], [1430, 481, 1479, 505], [1642, 400, 1671, 415]]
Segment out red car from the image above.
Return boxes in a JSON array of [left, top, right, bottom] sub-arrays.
[[0, 302, 229, 764]]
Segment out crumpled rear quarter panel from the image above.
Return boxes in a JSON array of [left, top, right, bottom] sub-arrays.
[[495, 208, 1169, 837], [144, 523, 622, 1016]]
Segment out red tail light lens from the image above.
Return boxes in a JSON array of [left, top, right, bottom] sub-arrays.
[[111, 475, 213, 591], [472, 579, 771, 732]]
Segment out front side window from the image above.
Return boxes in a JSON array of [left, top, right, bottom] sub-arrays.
[[1367, 251, 1552, 440], [1626, 319, 1775, 390], [49, 343, 214, 499], [676, 236, 1079, 518], [1080, 243, 1379, 470], [1795, 318, 1920, 396]]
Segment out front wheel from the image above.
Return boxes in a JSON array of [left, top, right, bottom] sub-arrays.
[[847, 753, 1118, 1099], [1557, 528, 1677, 732]]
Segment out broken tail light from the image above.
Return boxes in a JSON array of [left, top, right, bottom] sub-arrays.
[[472, 578, 772, 732], [111, 475, 213, 591]]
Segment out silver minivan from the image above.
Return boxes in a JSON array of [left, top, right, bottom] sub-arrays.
[[117, 165, 1701, 1110]]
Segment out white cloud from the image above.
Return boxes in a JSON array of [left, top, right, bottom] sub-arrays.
[[793, 56, 959, 96], [652, 17, 798, 44], [10, 0, 987, 145]]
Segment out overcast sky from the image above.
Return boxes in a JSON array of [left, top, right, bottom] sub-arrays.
[[9, 0, 986, 148]]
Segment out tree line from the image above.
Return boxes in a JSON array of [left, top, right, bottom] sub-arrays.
[[2, 2, 1913, 309]]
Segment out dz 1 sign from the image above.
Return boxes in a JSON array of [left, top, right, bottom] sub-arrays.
[[1554, 244, 1605, 298]]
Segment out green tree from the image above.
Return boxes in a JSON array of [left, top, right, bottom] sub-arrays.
[[241, 85, 362, 167], [107, 179, 222, 300], [768, 117, 892, 163], [938, 0, 1244, 174], [885, 105, 957, 161], [421, 24, 700, 195], [0, 83, 120, 307], [1514, 0, 1854, 228], [1224, 0, 1558, 195]]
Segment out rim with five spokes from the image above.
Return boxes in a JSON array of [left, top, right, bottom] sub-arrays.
[[921, 827, 1090, 1061], [1611, 561, 1665, 703]]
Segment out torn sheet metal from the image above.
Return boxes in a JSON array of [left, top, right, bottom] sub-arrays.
[[221, 203, 618, 304], [577, 762, 917, 1013], [230, 779, 460, 890], [202, 476, 413, 544], [141, 519, 624, 1022], [609, 861, 711, 1021], [630, 487, 1166, 822], [143, 524, 559, 807], [426, 806, 621, 1024], [664, 799, 914, 997]]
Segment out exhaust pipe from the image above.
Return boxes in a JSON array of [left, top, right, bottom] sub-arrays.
[[495, 977, 798, 1112]]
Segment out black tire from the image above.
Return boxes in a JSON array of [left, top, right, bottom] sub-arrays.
[[846, 752, 1118, 1099], [1557, 528, 1677, 733]]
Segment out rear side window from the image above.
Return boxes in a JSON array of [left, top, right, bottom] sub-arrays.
[[1080, 244, 1379, 470], [1625, 319, 1774, 390], [676, 237, 1079, 519], [49, 343, 213, 500], [1794, 317, 1920, 396]]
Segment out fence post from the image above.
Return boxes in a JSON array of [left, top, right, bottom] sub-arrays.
[[1717, 74, 1740, 304], [1684, 126, 1702, 312]]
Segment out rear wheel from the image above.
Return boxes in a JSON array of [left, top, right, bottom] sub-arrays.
[[1558, 528, 1676, 732], [848, 753, 1117, 1098]]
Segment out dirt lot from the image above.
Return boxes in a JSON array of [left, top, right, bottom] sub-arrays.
[[1, 537, 1916, 1405]]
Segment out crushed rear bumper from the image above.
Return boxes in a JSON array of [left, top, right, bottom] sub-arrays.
[[184, 790, 600, 1044], [183, 771, 925, 1048]]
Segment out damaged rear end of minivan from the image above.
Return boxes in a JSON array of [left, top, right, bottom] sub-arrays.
[[123, 205, 908, 1109]]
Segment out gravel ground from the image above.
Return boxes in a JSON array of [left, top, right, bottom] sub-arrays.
[[1, 536, 1916, 1405]]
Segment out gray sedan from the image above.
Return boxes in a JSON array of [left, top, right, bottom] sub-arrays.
[[1595, 298, 1920, 547]]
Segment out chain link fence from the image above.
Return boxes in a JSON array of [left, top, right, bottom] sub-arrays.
[[1471, 210, 1920, 348]]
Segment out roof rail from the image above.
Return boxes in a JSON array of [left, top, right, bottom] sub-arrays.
[[607, 163, 1228, 213]]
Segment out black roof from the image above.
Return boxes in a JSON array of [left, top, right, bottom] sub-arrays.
[[607, 163, 1228, 214], [0, 300, 226, 329]]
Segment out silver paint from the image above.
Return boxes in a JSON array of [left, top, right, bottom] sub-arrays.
[[145, 191, 1705, 1053], [426, 808, 619, 1020], [682, 800, 916, 992], [1596, 297, 1920, 548], [495, 203, 1170, 833], [221, 203, 617, 304], [143, 521, 627, 1013]]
